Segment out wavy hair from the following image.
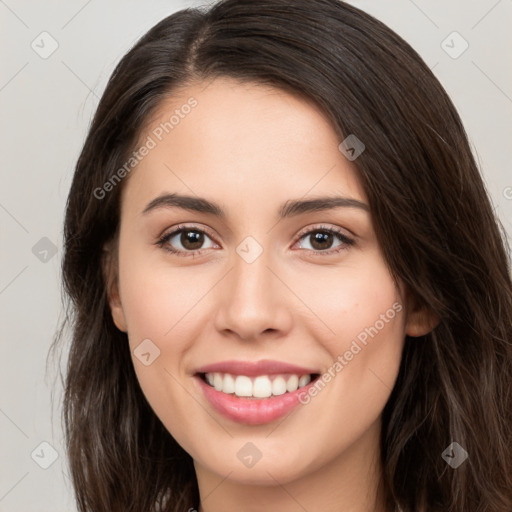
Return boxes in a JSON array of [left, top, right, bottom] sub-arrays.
[[52, 0, 512, 510]]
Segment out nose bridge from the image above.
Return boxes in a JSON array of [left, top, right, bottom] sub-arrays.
[[214, 238, 291, 340]]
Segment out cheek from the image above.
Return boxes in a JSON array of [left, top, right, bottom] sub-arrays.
[[294, 256, 405, 415], [116, 244, 219, 439], [117, 253, 201, 448], [117, 244, 212, 350], [293, 254, 403, 349]]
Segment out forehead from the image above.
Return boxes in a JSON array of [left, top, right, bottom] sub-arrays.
[[122, 77, 367, 215]]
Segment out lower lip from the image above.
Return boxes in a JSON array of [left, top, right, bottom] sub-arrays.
[[195, 375, 316, 425]]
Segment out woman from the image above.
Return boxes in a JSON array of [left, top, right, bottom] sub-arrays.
[[54, 0, 512, 510]]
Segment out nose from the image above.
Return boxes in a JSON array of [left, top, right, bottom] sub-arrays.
[[213, 244, 293, 342]]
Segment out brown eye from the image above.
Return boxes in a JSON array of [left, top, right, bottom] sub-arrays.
[[180, 230, 205, 250], [158, 226, 217, 255], [296, 227, 354, 254], [309, 231, 335, 250]]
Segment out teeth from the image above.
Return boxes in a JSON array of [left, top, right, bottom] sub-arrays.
[[253, 376, 272, 398], [235, 376, 253, 397], [213, 373, 223, 391], [286, 374, 299, 392], [223, 373, 235, 394], [272, 376, 287, 396], [298, 375, 311, 387], [204, 372, 313, 398]]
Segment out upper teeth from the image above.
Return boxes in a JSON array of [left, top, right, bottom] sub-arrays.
[[205, 373, 312, 398]]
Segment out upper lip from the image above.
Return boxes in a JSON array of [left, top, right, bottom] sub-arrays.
[[194, 359, 319, 377]]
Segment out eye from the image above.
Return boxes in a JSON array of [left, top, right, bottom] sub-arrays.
[[156, 224, 218, 256], [156, 224, 354, 257], [294, 225, 354, 254]]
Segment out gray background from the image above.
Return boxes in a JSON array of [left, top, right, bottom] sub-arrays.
[[1, 1, 511, 510]]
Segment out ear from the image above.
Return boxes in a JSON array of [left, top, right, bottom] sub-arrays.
[[102, 240, 127, 333], [404, 286, 439, 337]]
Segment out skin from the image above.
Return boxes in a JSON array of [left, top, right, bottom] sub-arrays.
[[105, 77, 436, 512]]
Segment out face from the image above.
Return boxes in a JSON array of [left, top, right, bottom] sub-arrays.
[[106, 77, 429, 490]]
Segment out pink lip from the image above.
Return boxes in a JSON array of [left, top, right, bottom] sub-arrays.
[[192, 360, 320, 425], [194, 359, 319, 376], [194, 376, 318, 425]]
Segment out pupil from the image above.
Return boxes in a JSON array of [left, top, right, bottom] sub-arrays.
[[311, 231, 332, 250], [182, 230, 204, 250]]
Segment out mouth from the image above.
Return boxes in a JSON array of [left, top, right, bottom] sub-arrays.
[[192, 359, 323, 424], [197, 371, 321, 399], [193, 368, 322, 425]]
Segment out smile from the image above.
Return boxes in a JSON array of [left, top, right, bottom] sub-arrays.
[[192, 360, 321, 425], [201, 372, 315, 398]]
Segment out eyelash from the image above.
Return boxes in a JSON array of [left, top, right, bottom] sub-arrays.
[[156, 223, 355, 257]]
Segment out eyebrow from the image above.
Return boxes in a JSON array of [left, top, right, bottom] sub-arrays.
[[141, 193, 370, 218]]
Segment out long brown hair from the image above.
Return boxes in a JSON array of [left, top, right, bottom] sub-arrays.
[[52, 0, 512, 510]]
